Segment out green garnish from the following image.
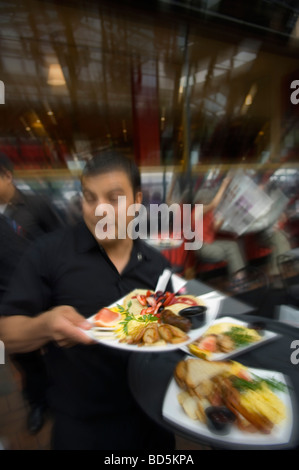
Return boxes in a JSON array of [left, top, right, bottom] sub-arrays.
[[231, 375, 287, 393], [225, 327, 257, 347], [117, 302, 157, 336], [253, 374, 288, 393], [231, 376, 263, 392]]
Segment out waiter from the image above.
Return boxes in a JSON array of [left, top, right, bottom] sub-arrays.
[[0, 153, 64, 434], [0, 150, 175, 450]]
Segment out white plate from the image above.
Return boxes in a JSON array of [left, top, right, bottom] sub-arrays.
[[182, 316, 280, 361], [81, 293, 224, 353], [162, 366, 296, 449]]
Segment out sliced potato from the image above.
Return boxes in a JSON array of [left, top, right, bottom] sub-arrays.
[[181, 395, 200, 420], [177, 391, 191, 406]]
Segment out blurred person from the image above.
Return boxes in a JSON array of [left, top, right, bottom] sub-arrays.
[[248, 175, 293, 288], [0, 215, 28, 301], [258, 216, 292, 288], [261, 182, 292, 287], [194, 177, 247, 287], [0, 153, 64, 434], [0, 150, 175, 450], [66, 192, 83, 225]]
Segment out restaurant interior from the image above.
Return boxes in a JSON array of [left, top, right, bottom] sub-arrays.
[[0, 0, 299, 451]]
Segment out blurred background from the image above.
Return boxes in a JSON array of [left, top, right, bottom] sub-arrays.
[[0, 0, 298, 217]]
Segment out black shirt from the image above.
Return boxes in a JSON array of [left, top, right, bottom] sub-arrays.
[[0, 220, 171, 420]]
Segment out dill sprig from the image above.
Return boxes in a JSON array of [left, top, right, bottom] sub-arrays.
[[224, 327, 258, 347], [231, 374, 287, 393]]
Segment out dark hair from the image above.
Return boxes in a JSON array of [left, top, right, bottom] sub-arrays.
[[0, 153, 14, 176], [81, 150, 141, 195]]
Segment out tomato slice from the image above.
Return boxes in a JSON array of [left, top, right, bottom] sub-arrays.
[[153, 302, 162, 314], [163, 292, 176, 306], [147, 296, 157, 307], [137, 294, 147, 306], [237, 369, 252, 381]]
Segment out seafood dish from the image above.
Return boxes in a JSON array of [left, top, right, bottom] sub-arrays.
[[186, 317, 279, 361], [87, 289, 207, 350]]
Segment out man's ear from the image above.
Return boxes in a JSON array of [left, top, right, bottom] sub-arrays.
[[3, 170, 13, 183], [135, 190, 143, 206]]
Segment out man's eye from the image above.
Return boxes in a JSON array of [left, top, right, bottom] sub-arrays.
[[109, 195, 121, 204], [83, 194, 96, 203]]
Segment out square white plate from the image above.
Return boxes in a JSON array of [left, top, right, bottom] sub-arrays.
[[162, 365, 296, 449], [182, 316, 280, 361]]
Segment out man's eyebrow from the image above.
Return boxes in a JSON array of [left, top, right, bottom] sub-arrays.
[[107, 187, 126, 194], [82, 187, 126, 196]]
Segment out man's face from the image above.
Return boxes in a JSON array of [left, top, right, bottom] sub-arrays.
[[81, 170, 142, 244], [0, 172, 13, 203]]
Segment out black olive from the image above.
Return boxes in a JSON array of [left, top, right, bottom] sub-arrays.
[[154, 291, 163, 299], [205, 406, 236, 435]]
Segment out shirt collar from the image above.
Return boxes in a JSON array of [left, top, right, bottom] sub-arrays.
[[74, 219, 151, 263]]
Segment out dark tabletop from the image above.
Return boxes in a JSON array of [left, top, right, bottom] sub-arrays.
[[128, 309, 299, 450]]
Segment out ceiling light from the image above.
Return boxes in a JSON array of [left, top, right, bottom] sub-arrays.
[[245, 94, 252, 105], [47, 64, 66, 86]]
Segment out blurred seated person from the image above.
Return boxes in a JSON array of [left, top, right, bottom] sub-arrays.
[[258, 214, 292, 287], [194, 177, 247, 286], [248, 176, 293, 287]]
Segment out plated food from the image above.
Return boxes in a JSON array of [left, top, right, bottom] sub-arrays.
[[186, 317, 278, 361], [174, 358, 287, 435], [88, 289, 207, 350], [161, 356, 295, 448]]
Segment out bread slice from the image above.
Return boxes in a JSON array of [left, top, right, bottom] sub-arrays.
[[175, 358, 232, 390], [174, 360, 188, 389]]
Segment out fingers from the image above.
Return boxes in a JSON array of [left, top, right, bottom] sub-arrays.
[[46, 306, 95, 347]]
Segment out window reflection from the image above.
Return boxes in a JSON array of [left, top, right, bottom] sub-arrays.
[[0, 0, 298, 172]]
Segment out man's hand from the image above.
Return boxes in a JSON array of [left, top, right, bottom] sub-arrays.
[[43, 305, 95, 348]]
